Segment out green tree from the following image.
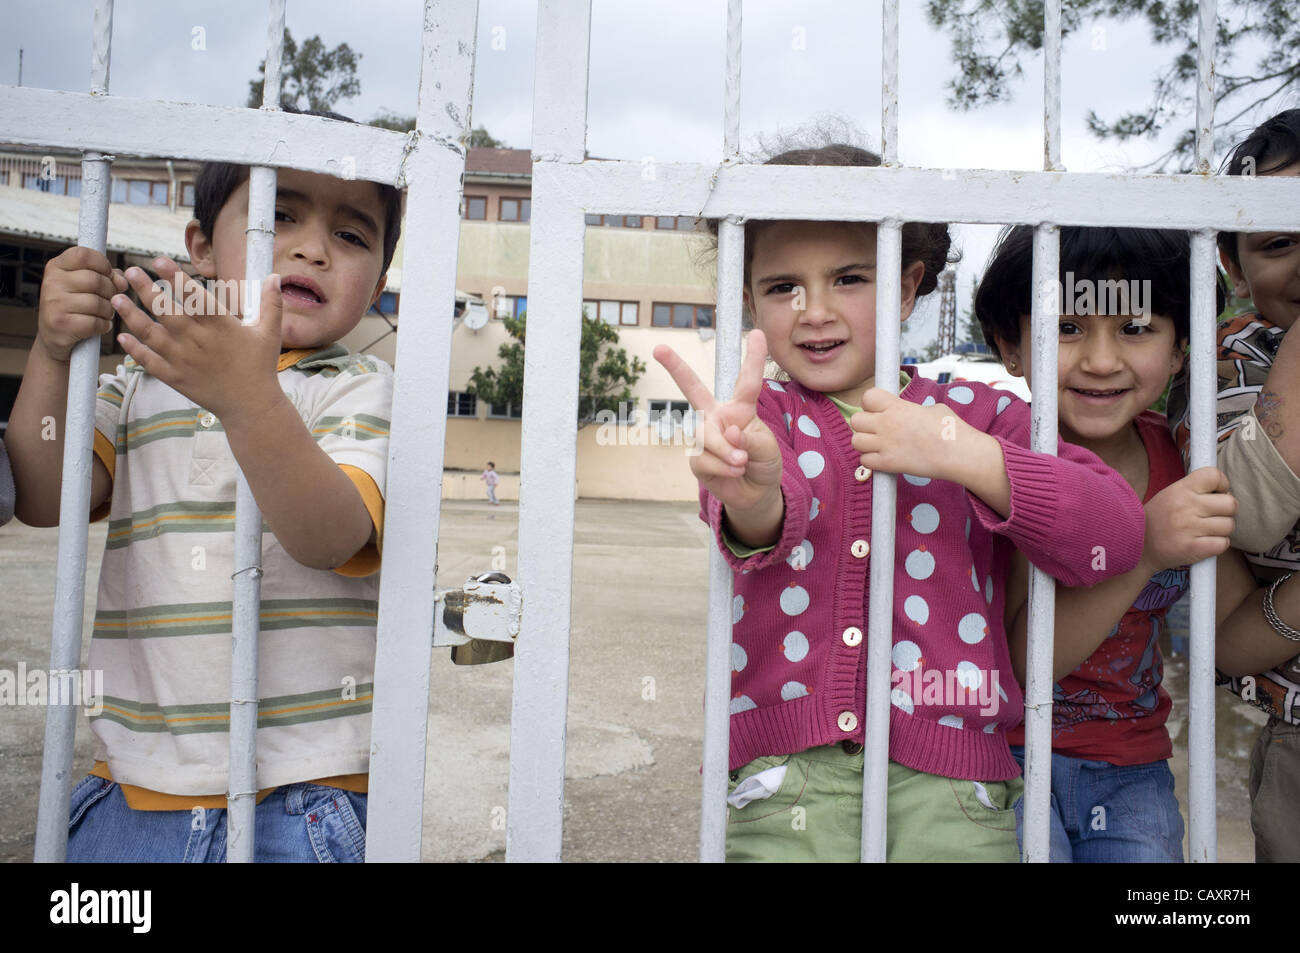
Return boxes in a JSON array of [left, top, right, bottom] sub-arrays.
[[368, 110, 416, 132], [962, 286, 986, 347], [467, 311, 646, 427], [902, 321, 943, 361], [469, 127, 507, 148], [928, 0, 1299, 170], [247, 28, 362, 112], [367, 111, 506, 150]]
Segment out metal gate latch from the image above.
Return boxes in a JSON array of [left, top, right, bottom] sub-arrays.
[[432, 571, 522, 665]]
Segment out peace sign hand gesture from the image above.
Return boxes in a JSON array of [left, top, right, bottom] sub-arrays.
[[654, 330, 785, 547]]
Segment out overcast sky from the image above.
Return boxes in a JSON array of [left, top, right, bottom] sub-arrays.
[[7, 0, 1292, 346]]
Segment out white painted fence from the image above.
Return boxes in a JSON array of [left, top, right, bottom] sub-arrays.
[[6, 0, 1287, 863]]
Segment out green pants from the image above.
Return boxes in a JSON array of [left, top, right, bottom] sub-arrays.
[[726, 743, 1022, 862], [1249, 716, 1300, 863]]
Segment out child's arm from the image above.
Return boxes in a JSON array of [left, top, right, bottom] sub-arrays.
[[1007, 467, 1235, 684], [1168, 330, 1300, 553], [112, 261, 374, 571], [5, 247, 125, 526], [1215, 548, 1300, 677], [852, 388, 1145, 585], [851, 388, 1011, 516], [654, 331, 787, 550], [1252, 326, 1300, 480]]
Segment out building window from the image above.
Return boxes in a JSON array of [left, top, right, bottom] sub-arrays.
[[655, 216, 697, 231], [651, 302, 714, 329], [0, 242, 50, 306], [180, 183, 196, 207], [22, 173, 79, 196], [647, 399, 696, 438], [583, 299, 638, 326], [584, 214, 643, 228], [110, 178, 168, 205], [447, 391, 478, 417], [499, 197, 531, 222], [463, 195, 487, 220], [492, 294, 526, 319], [488, 400, 523, 419]]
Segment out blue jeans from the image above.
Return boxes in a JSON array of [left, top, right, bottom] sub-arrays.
[[66, 775, 368, 863], [1010, 747, 1184, 863]]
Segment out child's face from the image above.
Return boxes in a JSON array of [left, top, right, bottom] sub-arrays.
[[186, 168, 388, 350], [743, 221, 923, 406], [999, 311, 1184, 446], [1224, 161, 1300, 330]]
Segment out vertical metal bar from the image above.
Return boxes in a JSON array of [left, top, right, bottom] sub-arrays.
[[722, 0, 740, 160], [861, 0, 900, 862], [702, 224, 742, 863], [33, 0, 113, 864], [1194, 0, 1217, 175], [226, 0, 285, 863], [1043, 0, 1062, 170], [506, 0, 591, 863], [1020, 0, 1064, 865], [1187, 230, 1218, 861], [366, 0, 478, 862], [1186, 0, 1219, 864], [861, 220, 901, 862], [880, 0, 898, 166], [699, 0, 744, 864], [1021, 224, 1060, 862], [260, 0, 287, 115]]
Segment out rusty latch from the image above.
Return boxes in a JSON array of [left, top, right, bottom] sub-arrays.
[[433, 571, 522, 665]]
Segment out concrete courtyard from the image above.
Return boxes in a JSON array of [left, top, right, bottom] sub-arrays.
[[0, 498, 1261, 862]]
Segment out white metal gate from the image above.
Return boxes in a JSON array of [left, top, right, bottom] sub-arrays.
[[7, 0, 1295, 863]]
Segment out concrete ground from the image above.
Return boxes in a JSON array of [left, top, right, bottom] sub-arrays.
[[0, 499, 1262, 862]]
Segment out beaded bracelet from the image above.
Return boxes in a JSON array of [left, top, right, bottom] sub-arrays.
[[1262, 572, 1300, 642]]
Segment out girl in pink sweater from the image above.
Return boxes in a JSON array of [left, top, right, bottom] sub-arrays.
[[654, 142, 1148, 862]]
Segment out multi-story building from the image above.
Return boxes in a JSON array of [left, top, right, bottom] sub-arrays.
[[0, 146, 724, 501]]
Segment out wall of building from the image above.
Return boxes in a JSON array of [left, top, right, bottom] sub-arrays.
[[2, 185, 727, 501]]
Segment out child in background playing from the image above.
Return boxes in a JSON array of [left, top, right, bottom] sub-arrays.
[[1166, 108, 1300, 862], [482, 461, 500, 504], [977, 225, 1237, 862], [5, 107, 400, 862], [654, 140, 1147, 862]]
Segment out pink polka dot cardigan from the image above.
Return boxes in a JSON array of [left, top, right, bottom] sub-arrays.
[[705, 370, 1146, 780]]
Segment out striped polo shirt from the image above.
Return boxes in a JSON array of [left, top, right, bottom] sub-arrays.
[[87, 345, 391, 798]]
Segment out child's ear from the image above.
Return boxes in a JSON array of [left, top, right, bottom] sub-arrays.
[[185, 220, 218, 279], [1170, 340, 1188, 377], [1219, 245, 1250, 299], [996, 336, 1025, 377], [369, 272, 389, 312], [899, 261, 926, 318]]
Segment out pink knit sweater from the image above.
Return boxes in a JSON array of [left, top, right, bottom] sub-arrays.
[[706, 371, 1146, 779]]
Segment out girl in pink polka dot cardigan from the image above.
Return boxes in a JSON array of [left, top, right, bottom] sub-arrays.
[[654, 143, 1147, 862]]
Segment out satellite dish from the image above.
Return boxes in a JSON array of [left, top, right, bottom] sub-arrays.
[[463, 302, 489, 331]]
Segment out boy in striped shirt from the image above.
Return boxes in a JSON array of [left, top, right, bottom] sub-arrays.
[[7, 113, 402, 862]]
